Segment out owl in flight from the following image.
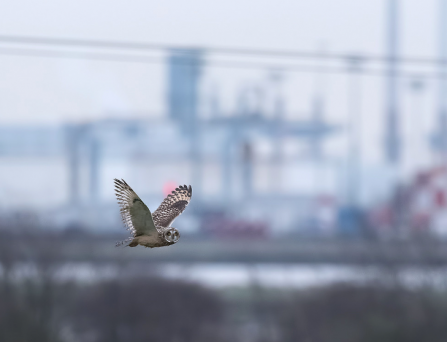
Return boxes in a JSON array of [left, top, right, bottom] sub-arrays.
[[114, 179, 192, 248]]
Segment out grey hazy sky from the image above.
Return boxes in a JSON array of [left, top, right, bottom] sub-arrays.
[[0, 0, 442, 167]]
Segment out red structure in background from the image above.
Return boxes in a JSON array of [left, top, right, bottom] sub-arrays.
[[201, 214, 268, 239], [368, 166, 447, 237]]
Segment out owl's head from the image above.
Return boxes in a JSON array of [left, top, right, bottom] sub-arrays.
[[163, 227, 180, 244]]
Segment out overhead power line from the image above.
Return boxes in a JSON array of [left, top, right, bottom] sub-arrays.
[[0, 46, 445, 80], [0, 34, 447, 66]]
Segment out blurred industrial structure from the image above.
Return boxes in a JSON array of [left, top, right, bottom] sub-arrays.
[[3, 0, 447, 239], [0, 48, 339, 234]]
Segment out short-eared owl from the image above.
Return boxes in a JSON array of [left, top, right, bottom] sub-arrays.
[[114, 179, 192, 248]]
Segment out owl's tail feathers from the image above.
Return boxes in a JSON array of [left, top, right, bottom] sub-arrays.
[[115, 237, 134, 247]]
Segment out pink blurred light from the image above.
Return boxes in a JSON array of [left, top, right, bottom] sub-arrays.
[[163, 181, 177, 196]]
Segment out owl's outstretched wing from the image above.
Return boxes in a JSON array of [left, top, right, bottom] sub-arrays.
[[152, 185, 192, 227], [114, 179, 158, 237]]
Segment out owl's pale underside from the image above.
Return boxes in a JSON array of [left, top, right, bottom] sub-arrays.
[[114, 179, 192, 248]]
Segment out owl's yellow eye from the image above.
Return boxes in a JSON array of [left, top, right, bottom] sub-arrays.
[[167, 232, 171, 236], [175, 232, 179, 236]]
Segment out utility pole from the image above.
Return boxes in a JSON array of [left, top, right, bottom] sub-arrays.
[[384, 0, 401, 163], [408, 78, 425, 173], [346, 56, 364, 207], [242, 142, 254, 197], [435, 0, 447, 161], [89, 135, 100, 203], [66, 124, 81, 206], [269, 70, 284, 193]]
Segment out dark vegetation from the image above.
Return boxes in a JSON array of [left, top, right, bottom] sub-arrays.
[[2, 226, 447, 342], [279, 285, 447, 342]]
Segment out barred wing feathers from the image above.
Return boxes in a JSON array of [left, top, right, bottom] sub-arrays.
[[152, 185, 192, 227], [114, 179, 158, 237]]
